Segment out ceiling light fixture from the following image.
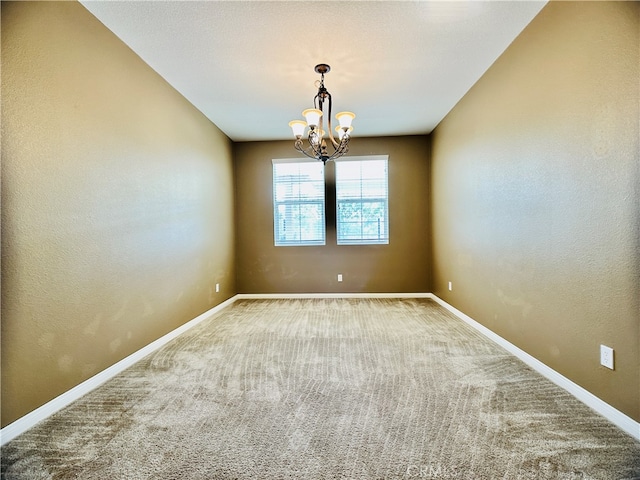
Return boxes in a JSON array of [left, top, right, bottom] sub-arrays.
[[289, 64, 355, 164]]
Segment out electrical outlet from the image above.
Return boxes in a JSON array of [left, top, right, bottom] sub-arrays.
[[448, 281, 452, 291], [337, 274, 343, 282], [215, 283, 220, 293], [600, 345, 614, 370]]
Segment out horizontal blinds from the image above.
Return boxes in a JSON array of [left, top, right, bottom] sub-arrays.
[[273, 161, 325, 246], [336, 157, 389, 245]]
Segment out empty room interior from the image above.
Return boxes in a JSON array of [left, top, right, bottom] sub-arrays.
[[2, 0, 639, 478]]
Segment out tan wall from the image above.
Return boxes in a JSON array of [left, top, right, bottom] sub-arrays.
[[431, 1, 639, 420], [1, 1, 236, 426], [234, 136, 431, 294]]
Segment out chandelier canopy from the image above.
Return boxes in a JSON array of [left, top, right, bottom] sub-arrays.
[[289, 64, 355, 164]]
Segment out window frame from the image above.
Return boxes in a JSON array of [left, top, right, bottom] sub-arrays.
[[272, 158, 326, 247], [335, 155, 389, 246]]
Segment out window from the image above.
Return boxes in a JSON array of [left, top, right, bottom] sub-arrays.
[[336, 156, 389, 245], [273, 159, 325, 246]]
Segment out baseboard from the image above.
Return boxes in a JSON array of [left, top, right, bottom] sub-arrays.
[[4, 292, 638, 445], [0, 295, 238, 446], [428, 294, 640, 441], [235, 292, 433, 299]]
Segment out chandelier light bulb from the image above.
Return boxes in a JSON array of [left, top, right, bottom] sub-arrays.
[[302, 109, 322, 128], [335, 111, 355, 129], [336, 125, 353, 140], [289, 120, 307, 138]]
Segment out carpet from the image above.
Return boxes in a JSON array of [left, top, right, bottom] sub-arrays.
[[2, 298, 639, 479]]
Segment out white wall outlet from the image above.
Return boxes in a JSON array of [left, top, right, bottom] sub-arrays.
[[215, 283, 220, 293], [337, 274, 343, 282], [600, 345, 614, 370], [448, 281, 452, 291]]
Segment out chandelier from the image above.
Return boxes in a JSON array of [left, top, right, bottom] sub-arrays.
[[288, 64, 355, 164]]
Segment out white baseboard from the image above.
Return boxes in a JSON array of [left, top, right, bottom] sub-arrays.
[[428, 294, 640, 441], [235, 292, 433, 299], [3, 292, 638, 445], [0, 295, 238, 446]]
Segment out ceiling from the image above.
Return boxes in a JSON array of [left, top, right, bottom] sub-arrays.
[[80, 1, 547, 142]]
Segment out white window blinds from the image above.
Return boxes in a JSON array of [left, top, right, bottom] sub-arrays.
[[335, 156, 389, 245], [273, 159, 326, 246]]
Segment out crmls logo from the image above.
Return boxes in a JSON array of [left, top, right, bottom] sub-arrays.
[[406, 464, 458, 478]]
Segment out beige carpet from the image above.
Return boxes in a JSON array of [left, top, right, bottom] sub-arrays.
[[2, 298, 639, 479]]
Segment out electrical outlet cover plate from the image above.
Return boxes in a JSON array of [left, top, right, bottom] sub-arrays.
[[600, 345, 614, 370]]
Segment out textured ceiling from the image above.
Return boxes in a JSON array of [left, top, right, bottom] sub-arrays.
[[80, 1, 547, 142]]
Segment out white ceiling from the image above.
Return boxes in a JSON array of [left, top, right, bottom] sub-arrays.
[[80, 1, 547, 142]]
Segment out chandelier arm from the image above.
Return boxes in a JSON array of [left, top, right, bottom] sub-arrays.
[[313, 88, 324, 152], [328, 136, 350, 161], [294, 138, 322, 161], [318, 94, 325, 147], [325, 92, 340, 149], [324, 137, 344, 162], [294, 134, 350, 163]]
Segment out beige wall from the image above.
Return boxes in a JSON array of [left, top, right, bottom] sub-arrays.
[[1, 2, 236, 426], [3, 0, 638, 431], [431, 1, 639, 420], [234, 137, 431, 294]]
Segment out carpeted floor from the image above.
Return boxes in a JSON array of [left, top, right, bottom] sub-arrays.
[[2, 298, 639, 479]]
